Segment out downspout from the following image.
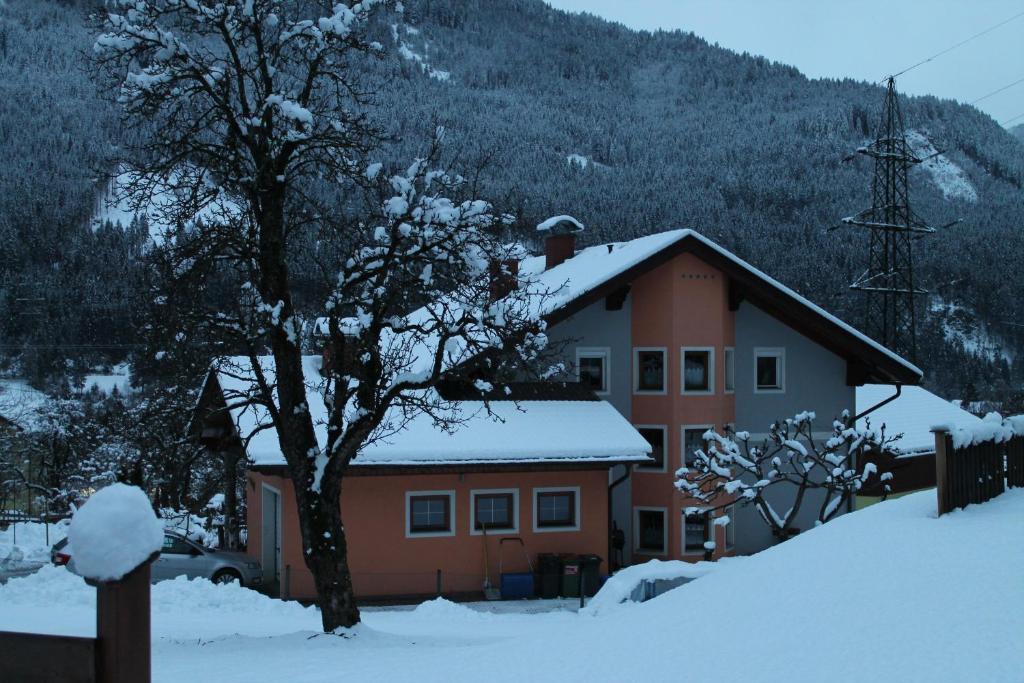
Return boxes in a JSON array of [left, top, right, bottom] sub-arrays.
[[608, 464, 632, 571], [850, 383, 902, 512], [854, 383, 901, 422]]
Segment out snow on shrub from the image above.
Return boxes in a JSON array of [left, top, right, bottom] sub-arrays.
[[411, 597, 493, 621], [68, 483, 164, 581]]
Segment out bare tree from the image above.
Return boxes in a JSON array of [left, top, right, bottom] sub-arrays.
[[92, 1, 552, 630], [675, 411, 901, 540]]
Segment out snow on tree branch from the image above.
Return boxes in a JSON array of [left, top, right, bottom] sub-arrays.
[[675, 410, 902, 537]]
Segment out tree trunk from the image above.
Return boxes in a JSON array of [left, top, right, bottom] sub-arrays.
[[221, 449, 241, 550], [257, 186, 360, 631], [297, 479, 360, 631]]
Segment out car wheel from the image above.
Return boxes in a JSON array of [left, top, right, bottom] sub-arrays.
[[212, 569, 242, 585]]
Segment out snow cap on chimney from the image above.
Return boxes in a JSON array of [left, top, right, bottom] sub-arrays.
[[536, 215, 585, 235], [537, 215, 584, 270]]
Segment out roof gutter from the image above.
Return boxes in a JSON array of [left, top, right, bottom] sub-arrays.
[[854, 383, 902, 422]]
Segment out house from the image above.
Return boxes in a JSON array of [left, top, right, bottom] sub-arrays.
[[195, 358, 651, 600], [193, 223, 922, 599], [518, 223, 920, 558], [854, 384, 983, 504]]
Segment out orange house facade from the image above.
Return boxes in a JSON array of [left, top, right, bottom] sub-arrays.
[[194, 367, 650, 601]]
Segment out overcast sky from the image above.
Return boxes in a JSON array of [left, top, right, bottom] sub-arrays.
[[544, 1, 1024, 127]]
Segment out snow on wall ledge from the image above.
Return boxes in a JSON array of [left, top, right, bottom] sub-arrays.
[[933, 412, 1024, 450]]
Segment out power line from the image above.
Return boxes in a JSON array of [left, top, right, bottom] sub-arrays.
[[1001, 111, 1024, 126], [884, 9, 1024, 81], [970, 75, 1024, 105]]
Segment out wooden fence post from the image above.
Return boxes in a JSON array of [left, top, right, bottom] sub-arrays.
[[89, 552, 157, 683], [933, 427, 950, 516]]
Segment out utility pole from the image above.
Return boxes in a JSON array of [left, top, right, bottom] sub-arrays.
[[841, 77, 937, 363]]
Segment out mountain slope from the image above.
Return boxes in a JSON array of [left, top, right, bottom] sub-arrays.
[[0, 0, 1021, 400]]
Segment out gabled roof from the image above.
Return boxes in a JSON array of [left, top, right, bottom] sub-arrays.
[[203, 356, 651, 469], [521, 229, 922, 385], [856, 385, 982, 456]]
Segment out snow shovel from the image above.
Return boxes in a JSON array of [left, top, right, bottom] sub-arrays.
[[481, 524, 501, 600]]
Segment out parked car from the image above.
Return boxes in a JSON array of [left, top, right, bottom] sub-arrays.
[[51, 531, 262, 587]]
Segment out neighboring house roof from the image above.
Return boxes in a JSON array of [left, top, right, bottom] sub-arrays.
[[0, 380, 49, 431], [856, 384, 983, 456], [518, 229, 921, 385], [206, 356, 652, 469]]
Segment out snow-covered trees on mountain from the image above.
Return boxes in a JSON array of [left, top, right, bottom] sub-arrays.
[[1, 0, 1021, 402], [675, 411, 900, 539]]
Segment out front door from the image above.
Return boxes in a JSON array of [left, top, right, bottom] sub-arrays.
[[261, 485, 281, 589]]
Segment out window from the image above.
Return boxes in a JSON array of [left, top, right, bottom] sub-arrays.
[[576, 348, 610, 395], [724, 347, 735, 393], [471, 489, 518, 534], [161, 535, 193, 555], [683, 511, 709, 554], [406, 491, 455, 537], [633, 347, 667, 394], [682, 426, 713, 468], [533, 487, 580, 531], [681, 347, 714, 394], [754, 348, 785, 393], [634, 508, 667, 554], [635, 426, 667, 471]]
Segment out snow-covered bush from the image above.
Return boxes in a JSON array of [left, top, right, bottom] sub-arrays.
[[675, 410, 900, 539]]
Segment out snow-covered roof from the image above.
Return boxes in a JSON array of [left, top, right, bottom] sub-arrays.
[[0, 380, 49, 430], [210, 356, 651, 468], [521, 229, 921, 381], [856, 384, 983, 456]]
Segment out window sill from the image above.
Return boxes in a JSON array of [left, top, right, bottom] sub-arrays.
[[633, 389, 667, 396], [754, 387, 785, 394], [405, 530, 456, 539], [533, 524, 580, 534], [681, 390, 715, 396], [469, 526, 518, 536]]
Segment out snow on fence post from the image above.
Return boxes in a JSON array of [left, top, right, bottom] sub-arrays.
[[70, 484, 164, 683]]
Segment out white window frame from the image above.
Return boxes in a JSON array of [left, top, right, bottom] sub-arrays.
[[753, 347, 786, 394], [681, 507, 710, 556], [633, 346, 668, 395], [724, 346, 735, 394], [469, 488, 519, 536], [681, 424, 715, 470], [531, 486, 581, 533], [633, 506, 669, 556], [680, 346, 715, 395], [405, 490, 456, 538], [576, 347, 611, 396], [634, 425, 669, 473]]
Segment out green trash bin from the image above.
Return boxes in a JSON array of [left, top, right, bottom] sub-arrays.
[[579, 554, 602, 597], [560, 557, 583, 598]]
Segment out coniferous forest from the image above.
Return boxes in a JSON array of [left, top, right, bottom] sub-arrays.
[[1, 0, 1022, 407]]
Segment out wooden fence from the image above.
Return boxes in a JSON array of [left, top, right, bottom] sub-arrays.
[[933, 427, 1024, 515], [0, 554, 154, 683]]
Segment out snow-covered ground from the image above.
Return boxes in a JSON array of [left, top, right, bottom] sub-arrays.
[[906, 130, 978, 203], [0, 520, 68, 578], [1, 489, 1020, 681]]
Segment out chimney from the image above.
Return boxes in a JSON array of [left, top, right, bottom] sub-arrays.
[[536, 215, 584, 270], [489, 258, 520, 301]]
